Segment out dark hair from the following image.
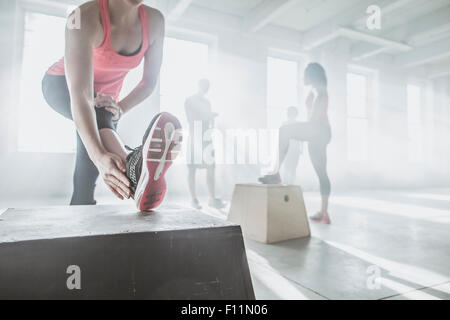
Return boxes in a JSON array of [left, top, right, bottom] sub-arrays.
[[305, 63, 327, 87]]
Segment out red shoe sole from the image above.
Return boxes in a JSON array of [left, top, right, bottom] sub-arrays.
[[135, 112, 182, 211]]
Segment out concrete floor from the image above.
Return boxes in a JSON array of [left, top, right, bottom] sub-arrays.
[[1, 189, 449, 300], [203, 189, 450, 300]]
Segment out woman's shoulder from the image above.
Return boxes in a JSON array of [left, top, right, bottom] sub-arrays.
[[65, 1, 103, 45], [142, 5, 165, 24], [70, 1, 102, 32], [142, 5, 165, 44]]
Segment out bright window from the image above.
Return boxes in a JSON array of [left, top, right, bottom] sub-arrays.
[[347, 73, 369, 162], [18, 12, 76, 153], [266, 57, 299, 128], [407, 84, 424, 163], [160, 37, 209, 127]]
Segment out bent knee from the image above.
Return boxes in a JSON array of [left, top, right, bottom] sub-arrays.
[[95, 107, 116, 131]]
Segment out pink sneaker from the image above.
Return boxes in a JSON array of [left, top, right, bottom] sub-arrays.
[[310, 212, 331, 224], [126, 112, 182, 211], [320, 212, 331, 224]]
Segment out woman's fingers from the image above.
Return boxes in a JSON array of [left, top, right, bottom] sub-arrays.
[[97, 152, 131, 200], [112, 167, 130, 188], [95, 95, 114, 103], [95, 100, 114, 108], [111, 154, 127, 172], [105, 174, 130, 198], [106, 182, 124, 200], [95, 102, 119, 115], [105, 106, 119, 114], [94, 95, 115, 107]]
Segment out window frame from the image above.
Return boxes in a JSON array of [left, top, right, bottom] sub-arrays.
[[11, 2, 74, 154], [16, 8, 77, 154], [346, 65, 378, 163], [159, 28, 217, 111], [406, 78, 433, 164], [266, 53, 305, 128]]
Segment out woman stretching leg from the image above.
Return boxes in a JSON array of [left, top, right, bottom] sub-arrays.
[[259, 63, 332, 224], [42, 0, 181, 211]]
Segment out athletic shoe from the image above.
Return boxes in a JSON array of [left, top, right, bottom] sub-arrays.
[[310, 212, 331, 224], [191, 198, 202, 210], [320, 212, 331, 224], [126, 112, 182, 211], [209, 198, 226, 209], [258, 172, 282, 184], [309, 212, 323, 221]]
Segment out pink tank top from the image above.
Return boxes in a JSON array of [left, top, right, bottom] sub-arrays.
[[47, 0, 149, 101]]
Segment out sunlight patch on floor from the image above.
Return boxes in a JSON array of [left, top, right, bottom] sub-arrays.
[[325, 240, 449, 288], [246, 249, 312, 300], [330, 196, 450, 224], [401, 192, 450, 202]]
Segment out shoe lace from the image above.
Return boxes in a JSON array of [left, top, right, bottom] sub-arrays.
[[125, 145, 141, 153], [125, 145, 143, 190]]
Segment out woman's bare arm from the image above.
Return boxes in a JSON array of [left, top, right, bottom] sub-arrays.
[[65, 6, 130, 199], [65, 7, 103, 160]]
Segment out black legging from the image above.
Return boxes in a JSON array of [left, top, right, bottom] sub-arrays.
[[41, 73, 117, 205], [279, 121, 331, 196]]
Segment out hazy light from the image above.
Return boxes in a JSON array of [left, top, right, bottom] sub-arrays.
[[347, 72, 369, 162], [432, 283, 450, 294], [407, 84, 424, 163], [402, 192, 450, 202], [18, 13, 76, 153], [160, 37, 209, 129], [266, 57, 299, 129], [332, 195, 450, 224], [381, 278, 441, 300], [326, 240, 448, 287], [246, 249, 311, 300]]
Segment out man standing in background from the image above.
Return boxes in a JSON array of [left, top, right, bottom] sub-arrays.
[[185, 79, 225, 209]]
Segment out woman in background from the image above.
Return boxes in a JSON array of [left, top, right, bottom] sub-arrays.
[[259, 63, 332, 224]]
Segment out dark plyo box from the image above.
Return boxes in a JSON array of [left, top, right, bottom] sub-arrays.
[[0, 205, 254, 300]]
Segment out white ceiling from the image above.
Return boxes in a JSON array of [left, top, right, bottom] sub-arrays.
[[26, 0, 450, 78], [185, 0, 450, 77], [194, 0, 265, 16], [272, 0, 363, 32]]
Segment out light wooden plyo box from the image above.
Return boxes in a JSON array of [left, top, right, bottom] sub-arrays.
[[228, 184, 310, 244]]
